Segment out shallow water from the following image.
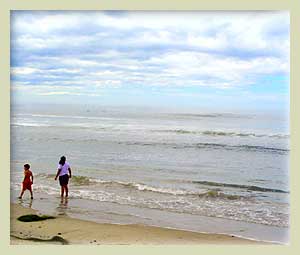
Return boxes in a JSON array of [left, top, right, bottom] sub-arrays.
[[10, 104, 289, 242]]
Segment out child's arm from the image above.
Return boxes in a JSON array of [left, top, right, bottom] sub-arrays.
[[31, 173, 34, 184], [68, 167, 72, 178], [55, 169, 61, 180]]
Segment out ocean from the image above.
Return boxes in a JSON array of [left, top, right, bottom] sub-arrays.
[[10, 104, 290, 243]]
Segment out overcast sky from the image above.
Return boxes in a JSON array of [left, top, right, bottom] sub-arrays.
[[11, 11, 289, 112]]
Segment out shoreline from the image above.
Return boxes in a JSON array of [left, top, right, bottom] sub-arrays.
[[10, 203, 267, 245]]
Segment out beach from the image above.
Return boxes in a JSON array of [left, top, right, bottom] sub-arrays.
[[9, 11, 290, 246], [11, 203, 263, 245], [10, 105, 290, 244]]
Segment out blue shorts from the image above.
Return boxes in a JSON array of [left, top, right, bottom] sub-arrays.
[[59, 174, 69, 186]]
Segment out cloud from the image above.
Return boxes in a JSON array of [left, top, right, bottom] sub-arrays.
[[37, 91, 82, 96], [10, 11, 289, 107], [11, 67, 39, 75]]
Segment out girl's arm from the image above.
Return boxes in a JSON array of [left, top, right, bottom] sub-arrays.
[[55, 169, 61, 180], [68, 167, 72, 178], [31, 174, 34, 184]]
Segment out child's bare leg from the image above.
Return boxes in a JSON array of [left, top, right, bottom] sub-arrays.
[[30, 189, 33, 199], [61, 186, 64, 197], [65, 185, 68, 197], [18, 189, 25, 199]]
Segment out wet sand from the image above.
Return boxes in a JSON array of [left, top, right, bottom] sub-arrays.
[[10, 203, 265, 245]]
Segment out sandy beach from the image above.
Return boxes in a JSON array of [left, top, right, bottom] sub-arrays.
[[10, 203, 264, 245]]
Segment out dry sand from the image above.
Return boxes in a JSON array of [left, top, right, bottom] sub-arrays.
[[10, 203, 264, 245]]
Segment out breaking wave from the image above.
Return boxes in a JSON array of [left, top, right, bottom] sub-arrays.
[[151, 129, 289, 139], [192, 180, 289, 193], [36, 173, 288, 196], [120, 141, 289, 154]]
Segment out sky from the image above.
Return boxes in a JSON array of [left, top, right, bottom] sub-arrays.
[[11, 11, 290, 112]]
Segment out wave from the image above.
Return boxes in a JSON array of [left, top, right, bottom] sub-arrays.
[[11, 122, 52, 127], [11, 179, 289, 228], [170, 113, 255, 119], [172, 113, 224, 118], [35, 174, 230, 197], [14, 113, 116, 121], [36, 173, 93, 186], [11, 132, 289, 154], [121, 141, 289, 154], [36, 174, 288, 196], [151, 129, 289, 139], [71, 177, 200, 195], [192, 143, 289, 154], [11, 114, 289, 140], [192, 180, 289, 193]]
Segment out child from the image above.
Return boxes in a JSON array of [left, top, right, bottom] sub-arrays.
[[18, 164, 34, 199], [55, 156, 72, 198]]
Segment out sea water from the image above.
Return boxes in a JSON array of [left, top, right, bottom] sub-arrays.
[[10, 104, 289, 243]]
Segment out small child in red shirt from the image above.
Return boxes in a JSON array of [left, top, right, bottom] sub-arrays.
[[18, 164, 34, 199]]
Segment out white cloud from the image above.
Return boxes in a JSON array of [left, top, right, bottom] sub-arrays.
[[11, 67, 39, 75], [13, 13, 81, 34], [38, 91, 83, 96], [11, 11, 289, 98]]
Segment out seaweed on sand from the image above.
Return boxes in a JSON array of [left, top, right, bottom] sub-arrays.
[[17, 214, 55, 222]]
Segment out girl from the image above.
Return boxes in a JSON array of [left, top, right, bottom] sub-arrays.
[[18, 164, 33, 199], [55, 156, 72, 197]]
